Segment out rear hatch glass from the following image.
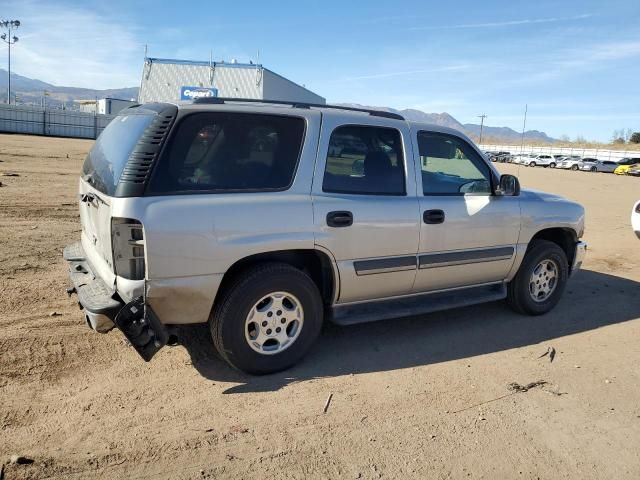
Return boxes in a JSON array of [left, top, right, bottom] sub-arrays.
[[82, 111, 156, 196]]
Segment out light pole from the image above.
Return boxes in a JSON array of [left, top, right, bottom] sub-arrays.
[[477, 114, 487, 145], [1, 19, 20, 105]]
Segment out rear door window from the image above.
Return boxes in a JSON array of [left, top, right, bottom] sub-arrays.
[[322, 125, 406, 195], [149, 113, 305, 193], [82, 112, 156, 196]]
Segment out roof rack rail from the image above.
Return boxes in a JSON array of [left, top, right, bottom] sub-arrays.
[[191, 97, 404, 120]]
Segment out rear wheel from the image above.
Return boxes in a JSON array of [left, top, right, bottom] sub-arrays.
[[507, 240, 568, 315], [550, 162, 556, 168], [571, 164, 579, 171], [210, 263, 323, 374]]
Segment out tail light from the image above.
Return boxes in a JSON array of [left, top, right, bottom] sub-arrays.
[[111, 218, 145, 280]]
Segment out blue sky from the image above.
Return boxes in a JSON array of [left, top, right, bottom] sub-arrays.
[[2, 0, 640, 140]]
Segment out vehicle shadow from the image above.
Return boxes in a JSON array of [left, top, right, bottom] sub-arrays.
[[176, 269, 640, 394]]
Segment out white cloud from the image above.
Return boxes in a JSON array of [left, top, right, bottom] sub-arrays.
[[2, 0, 143, 88], [408, 14, 593, 31]]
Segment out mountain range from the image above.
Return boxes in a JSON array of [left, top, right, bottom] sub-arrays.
[[337, 104, 555, 143], [0, 69, 555, 143], [0, 69, 137, 106]]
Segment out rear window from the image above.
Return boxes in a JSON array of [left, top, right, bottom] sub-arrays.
[[148, 112, 305, 194], [82, 113, 156, 196]]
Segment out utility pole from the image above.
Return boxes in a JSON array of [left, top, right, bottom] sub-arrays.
[[477, 114, 487, 145], [520, 104, 528, 154], [1, 19, 20, 105]]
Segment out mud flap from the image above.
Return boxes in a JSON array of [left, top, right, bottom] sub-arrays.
[[114, 296, 169, 361]]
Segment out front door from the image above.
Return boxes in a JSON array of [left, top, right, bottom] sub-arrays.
[[411, 130, 521, 293], [312, 116, 420, 303]]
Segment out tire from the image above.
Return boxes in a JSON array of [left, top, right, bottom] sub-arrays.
[[507, 240, 569, 316], [571, 165, 578, 171], [210, 262, 323, 375], [530, 162, 536, 167], [591, 167, 597, 172], [550, 163, 556, 168]]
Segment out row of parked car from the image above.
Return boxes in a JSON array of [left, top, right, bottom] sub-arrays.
[[485, 151, 640, 176]]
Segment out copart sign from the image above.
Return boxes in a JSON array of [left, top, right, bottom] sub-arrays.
[[180, 86, 218, 101]]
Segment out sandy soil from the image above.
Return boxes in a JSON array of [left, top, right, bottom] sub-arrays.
[[1, 133, 639, 480]]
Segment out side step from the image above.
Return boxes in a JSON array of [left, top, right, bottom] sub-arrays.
[[329, 283, 507, 326]]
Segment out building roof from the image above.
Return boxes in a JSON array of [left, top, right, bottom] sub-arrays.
[[143, 57, 321, 101], [145, 57, 261, 69]]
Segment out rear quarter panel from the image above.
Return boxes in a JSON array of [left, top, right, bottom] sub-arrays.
[[119, 108, 321, 325]]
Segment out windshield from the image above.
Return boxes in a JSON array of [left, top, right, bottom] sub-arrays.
[[82, 112, 156, 195]]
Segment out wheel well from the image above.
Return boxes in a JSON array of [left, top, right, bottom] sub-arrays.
[[216, 250, 336, 306], [530, 228, 577, 267]]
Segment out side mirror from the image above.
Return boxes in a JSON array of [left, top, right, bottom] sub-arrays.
[[496, 174, 520, 196]]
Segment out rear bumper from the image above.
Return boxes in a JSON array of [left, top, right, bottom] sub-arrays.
[[64, 241, 170, 361], [63, 242, 122, 332], [572, 241, 587, 273]]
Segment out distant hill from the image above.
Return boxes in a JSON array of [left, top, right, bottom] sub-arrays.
[[0, 69, 138, 107], [0, 70, 556, 143], [337, 103, 556, 143]]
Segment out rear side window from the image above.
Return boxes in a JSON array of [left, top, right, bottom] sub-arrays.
[[322, 125, 405, 195], [82, 113, 156, 196], [149, 113, 305, 193]]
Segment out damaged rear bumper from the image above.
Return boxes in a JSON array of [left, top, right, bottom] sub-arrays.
[[63, 241, 169, 361]]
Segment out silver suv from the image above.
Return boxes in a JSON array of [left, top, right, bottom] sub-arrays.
[[64, 99, 587, 374]]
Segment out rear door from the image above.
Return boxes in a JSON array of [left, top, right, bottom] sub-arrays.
[[80, 109, 165, 284], [411, 129, 521, 293], [312, 115, 420, 303]]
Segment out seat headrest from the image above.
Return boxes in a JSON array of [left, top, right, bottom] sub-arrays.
[[364, 151, 393, 177]]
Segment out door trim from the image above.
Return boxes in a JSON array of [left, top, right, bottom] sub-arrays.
[[418, 246, 514, 269], [354, 255, 417, 276]]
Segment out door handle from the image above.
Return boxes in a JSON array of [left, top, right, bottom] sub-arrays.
[[423, 209, 445, 224], [327, 211, 353, 228]]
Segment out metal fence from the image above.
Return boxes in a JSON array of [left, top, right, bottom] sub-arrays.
[[0, 104, 115, 139], [479, 143, 639, 162]]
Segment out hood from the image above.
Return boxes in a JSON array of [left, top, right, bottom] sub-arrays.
[[520, 188, 569, 203]]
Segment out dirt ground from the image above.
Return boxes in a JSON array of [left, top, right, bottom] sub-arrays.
[[1, 133, 639, 480]]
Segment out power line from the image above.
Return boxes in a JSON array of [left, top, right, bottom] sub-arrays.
[[1, 19, 21, 105]]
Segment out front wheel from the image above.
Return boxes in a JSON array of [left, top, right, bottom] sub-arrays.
[[550, 162, 556, 168], [571, 165, 579, 171], [529, 162, 536, 167], [507, 240, 568, 315], [591, 167, 597, 172], [210, 263, 323, 374]]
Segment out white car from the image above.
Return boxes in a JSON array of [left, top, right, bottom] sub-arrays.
[[558, 156, 582, 170], [633, 200, 640, 239], [579, 159, 618, 173], [524, 154, 557, 168], [512, 153, 534, 164]]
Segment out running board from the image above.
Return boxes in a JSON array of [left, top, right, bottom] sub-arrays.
[[329, 283, 507, 326]]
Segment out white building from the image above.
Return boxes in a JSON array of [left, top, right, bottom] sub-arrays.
[[77, 98, 137, 115], [138, 57, 325, 105]]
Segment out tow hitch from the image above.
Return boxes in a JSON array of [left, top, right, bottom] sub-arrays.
[[114, 297, 170, 361]]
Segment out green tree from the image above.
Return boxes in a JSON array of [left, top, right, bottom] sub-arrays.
[[630, 132, 640, 144]]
